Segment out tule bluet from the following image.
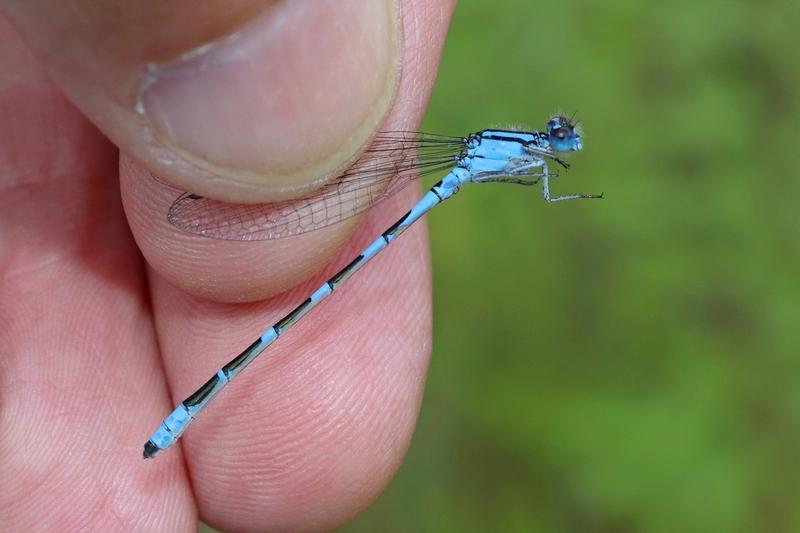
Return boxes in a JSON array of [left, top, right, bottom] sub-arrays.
[[143, 114, 601, 459]]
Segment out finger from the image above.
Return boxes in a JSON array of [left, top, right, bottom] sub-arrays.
[[119, 0, 455, 302], [3, 0, 401, 202], [150, 185, 433, 531], [0, 17, 193, 530]]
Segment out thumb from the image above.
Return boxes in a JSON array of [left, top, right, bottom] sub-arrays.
[[3, 0, 401, 202]]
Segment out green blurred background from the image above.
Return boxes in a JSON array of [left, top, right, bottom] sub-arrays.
[[346, 0, 800, 531], [194, 0, 800, 531]]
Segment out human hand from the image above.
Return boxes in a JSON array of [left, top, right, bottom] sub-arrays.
[[0, 1, 456, 530]]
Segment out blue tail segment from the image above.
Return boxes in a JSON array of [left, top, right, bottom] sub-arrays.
[[142, 171, 464, 459]]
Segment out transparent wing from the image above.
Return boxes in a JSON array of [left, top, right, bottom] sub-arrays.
[[166, 132, 465, 241]]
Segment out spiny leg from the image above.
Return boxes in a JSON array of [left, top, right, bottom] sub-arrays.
[[541, 164, 603, 202]]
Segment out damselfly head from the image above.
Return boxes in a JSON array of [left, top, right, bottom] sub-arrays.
[[546, 115, 583, 153]]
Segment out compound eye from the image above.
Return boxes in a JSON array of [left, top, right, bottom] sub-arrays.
[[553, 127, 570, 140]]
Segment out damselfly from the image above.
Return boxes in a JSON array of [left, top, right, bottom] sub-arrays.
[[144, 114, 601, 459]]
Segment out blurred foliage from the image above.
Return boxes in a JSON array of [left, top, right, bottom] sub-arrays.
[[345, 0, 800, 531]]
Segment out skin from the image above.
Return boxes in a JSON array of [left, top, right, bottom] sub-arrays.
[[0, 1, 457, 531]]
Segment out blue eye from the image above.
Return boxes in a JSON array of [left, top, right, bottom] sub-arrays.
[[545, 115, 582, 152]]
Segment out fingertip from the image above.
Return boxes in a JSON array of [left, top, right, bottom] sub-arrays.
[[139, 0, 401, 200], [147, 194, 433, 530]]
